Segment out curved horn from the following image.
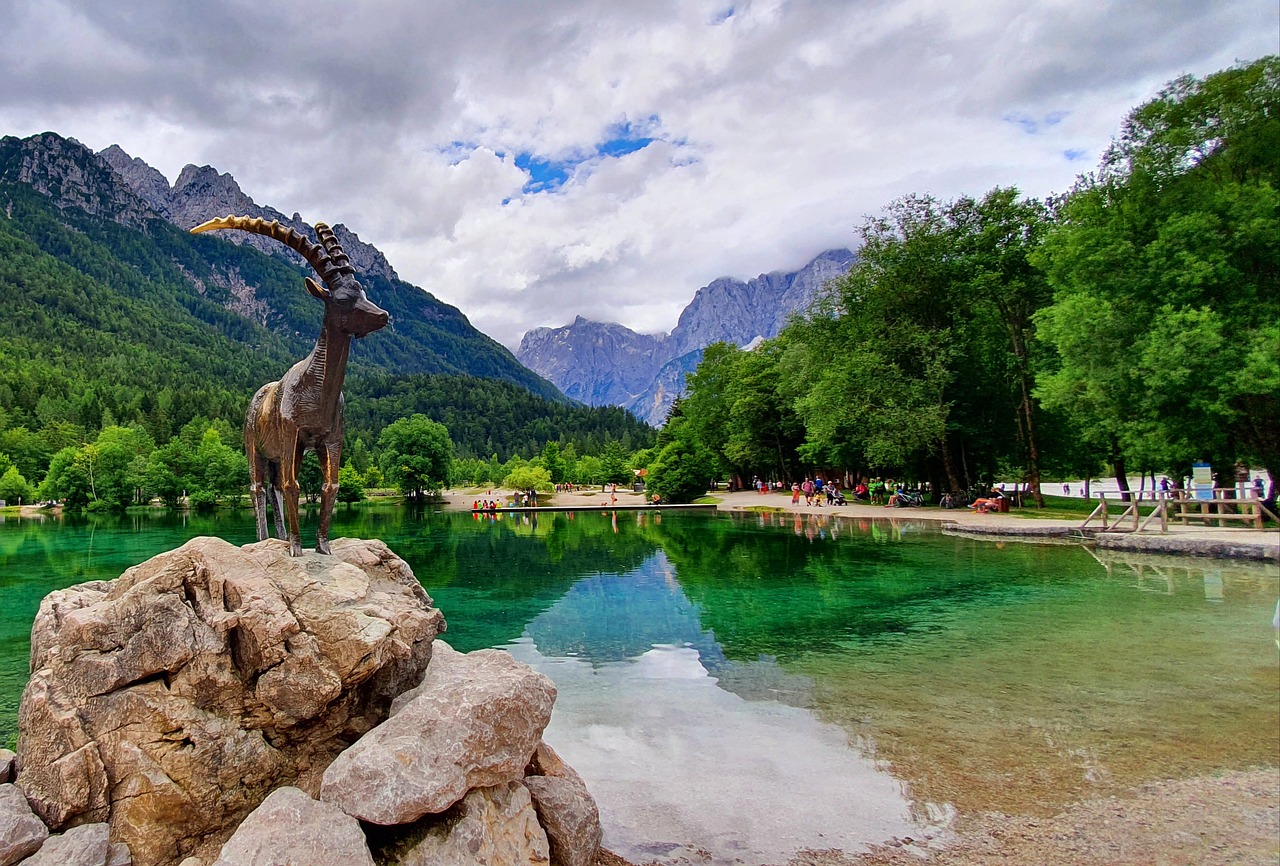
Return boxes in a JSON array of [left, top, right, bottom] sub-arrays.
[[314, 222, 355, 276], [190, 215, 340, 281]]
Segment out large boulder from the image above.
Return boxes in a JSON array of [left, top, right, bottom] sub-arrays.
[[523, 743, 601, 866], [20, 822, 110, 866], [0, 783, 48, 866], [371, 781, 550, 866], [17, 537, 445, 866], [211, 786, 373, 866], [320, 641, 556, 824]]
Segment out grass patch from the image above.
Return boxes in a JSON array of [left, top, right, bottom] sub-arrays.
[[743, 505, 787, 513], [1012, 493, 1158, 521], [694, 495, 723, 505]]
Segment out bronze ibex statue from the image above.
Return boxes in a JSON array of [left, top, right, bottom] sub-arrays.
[[190, 216, 389, 556]]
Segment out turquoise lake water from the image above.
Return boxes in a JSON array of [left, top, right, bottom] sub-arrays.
[[1, 505, 1276, 863]]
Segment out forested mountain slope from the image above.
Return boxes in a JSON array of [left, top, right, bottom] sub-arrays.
[[0, 132, 653, 464]]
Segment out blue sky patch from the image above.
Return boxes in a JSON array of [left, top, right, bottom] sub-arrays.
[[712, 6, 735, 24], [510, 116, 666, 195], [1004, 110, 1070, 135], [1063, 148, 1089, 161]]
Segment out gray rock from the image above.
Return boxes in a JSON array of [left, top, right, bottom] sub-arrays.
[[106, 841, 132, 866], [0, 750, 14, 784], [0, 783, 48, 866], [382, 782, 549, 866], [22, 822, 109, 866], [211, 787, 373, 866], [524, 775, 602, 866], [17, 537, 443, 865], [321, 642, 556, 825]]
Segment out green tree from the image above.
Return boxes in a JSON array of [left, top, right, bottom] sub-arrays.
[[0, 465, 33, 505], [542, 441, 565, 484], [599, 440, 630, 486], [337, 464, 366, 503], [1034, 57, 1280, 491], [378, 414, 453, 499], [648, 436, 715, 503], [502, 465, 553, 493]]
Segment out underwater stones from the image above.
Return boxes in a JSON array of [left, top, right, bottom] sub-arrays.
[[320, 641, 556, 825], [211, 787, 373, 866], [0, 783, 49, 866], [17, 536, 444, 865]]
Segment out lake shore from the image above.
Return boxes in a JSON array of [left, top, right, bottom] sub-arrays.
[[441, 487, 1279, 561]]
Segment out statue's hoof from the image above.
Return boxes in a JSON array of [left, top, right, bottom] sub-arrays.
[[316, 540, 332, 555], [289, 542, 304, 557]]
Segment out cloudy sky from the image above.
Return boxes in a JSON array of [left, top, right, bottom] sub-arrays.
[[1, 1, 1275, 349]]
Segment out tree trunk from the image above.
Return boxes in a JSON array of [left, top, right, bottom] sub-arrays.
[[1011, 331, 1045, 507], [1112, 453, 1131, 502], [940, 430, 963, 493]]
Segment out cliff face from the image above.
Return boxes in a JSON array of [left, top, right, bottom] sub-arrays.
[[517, 249, 855, 426], [0, 133, 155, 226], [99, 146, 399, 283]]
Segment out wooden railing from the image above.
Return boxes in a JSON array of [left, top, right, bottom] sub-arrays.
[[1080, 488, 1277, 533]]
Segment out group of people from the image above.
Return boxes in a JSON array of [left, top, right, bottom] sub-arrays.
[[790, 477, 848, 507]]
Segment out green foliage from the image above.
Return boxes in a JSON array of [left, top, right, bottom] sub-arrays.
[[541, 441, 564, 483], [0, 465, 33, 504], [599, 440, 631, 485], [502, 465, 553, 492], [648, 436, 716, 503], [1034, 56, 1280, 480], [378, 414, 453, 499], [337, 464, 366, 503]]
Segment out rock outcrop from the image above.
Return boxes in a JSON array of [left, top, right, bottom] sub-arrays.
[[17, 536, 445, 865]]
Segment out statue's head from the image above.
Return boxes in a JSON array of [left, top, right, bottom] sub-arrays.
[[190, 215, 390, 339], [306, 224, 389, 339]]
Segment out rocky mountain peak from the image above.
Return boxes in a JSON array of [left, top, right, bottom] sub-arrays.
[[517, 249, 855, 425], [97, 145, 399, 282], [0, 132, 156, 227]]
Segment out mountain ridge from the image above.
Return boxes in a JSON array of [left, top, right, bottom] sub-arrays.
[[0, 131, 562, 402], [517, 249, 855, 425]]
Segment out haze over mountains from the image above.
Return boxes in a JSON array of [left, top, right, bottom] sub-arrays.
[[518, 250, 855, 426]]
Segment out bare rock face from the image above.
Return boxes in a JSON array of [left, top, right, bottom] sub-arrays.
[[374, 782, 550, 866], [523, 743, 602, 866], [17, 537, 445, 866], [211, 787, 373, 866], [0, 783, 48, 866], [0, 750, 14, 785], [320, 641, 556, 825]]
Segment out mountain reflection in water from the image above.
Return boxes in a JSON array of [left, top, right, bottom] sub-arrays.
[[0, 506, 1275, 864]]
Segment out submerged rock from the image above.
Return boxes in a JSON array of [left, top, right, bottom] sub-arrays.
[[320, 641, 556, 825], [16, 536, 445, 865]]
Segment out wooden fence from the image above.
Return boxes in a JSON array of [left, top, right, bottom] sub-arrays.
[[1080, 488, 1277, 533]]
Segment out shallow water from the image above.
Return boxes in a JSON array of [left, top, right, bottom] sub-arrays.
[[1, 506, 1276, 863]]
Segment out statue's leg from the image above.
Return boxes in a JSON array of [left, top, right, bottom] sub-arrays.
[[316, 439, 341, 555], [279, 437, 304, 557], [269, 464, 287, 541], [249, 448, 270, 541]]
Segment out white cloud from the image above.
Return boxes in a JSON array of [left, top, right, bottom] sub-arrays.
[[0, 0, 1275, 348]]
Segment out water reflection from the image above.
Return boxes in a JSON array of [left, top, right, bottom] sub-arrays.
[[0, 507, 1275, 860]]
